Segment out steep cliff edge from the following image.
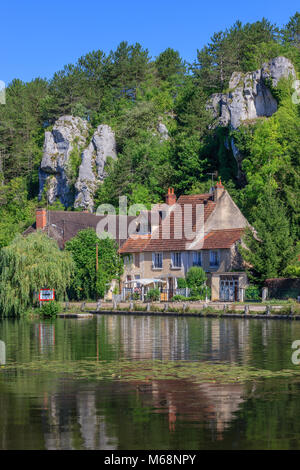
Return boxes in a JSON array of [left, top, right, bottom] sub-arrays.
[[39, 118, 117, 211], [207, 56, 297, 129], [207, 56, 297, 179], [74, 124, 117, 212], [38, 116, 89, 207]]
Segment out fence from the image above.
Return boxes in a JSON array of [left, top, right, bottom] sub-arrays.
[[121, 287, 193, 302], [265, 278, 300, 300]]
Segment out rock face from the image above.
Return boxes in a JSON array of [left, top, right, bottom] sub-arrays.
[[74, 125, 117, 212], [208, 57, 296, 129], [39, 116, 89, 207], [39, 119, 117, 212], [157, 122, 169, 141]]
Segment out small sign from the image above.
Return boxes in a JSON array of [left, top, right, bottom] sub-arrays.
[[39, 289, 55, 302]]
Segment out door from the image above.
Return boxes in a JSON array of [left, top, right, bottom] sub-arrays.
[[220, 277, 239, 301]]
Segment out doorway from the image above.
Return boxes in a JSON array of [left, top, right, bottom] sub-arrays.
[[219, 276, 239, 301]]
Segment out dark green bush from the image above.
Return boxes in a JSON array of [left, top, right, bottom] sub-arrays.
[[245, 285, 261, 301], [146, 288, 160, 302], [177, 278, 187, 288], [40, 301, 60, 318]]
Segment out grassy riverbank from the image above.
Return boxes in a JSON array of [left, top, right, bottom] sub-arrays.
[[58, 300, 300, 317]]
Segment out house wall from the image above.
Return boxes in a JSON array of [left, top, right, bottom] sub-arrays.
[[209, 272, 248, 301], [204, 191, 248, 233], [122, 247, 241, 284]]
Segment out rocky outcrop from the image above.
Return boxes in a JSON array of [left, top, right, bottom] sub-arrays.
[[74, 125, 117, 212], [207, 57, 296, 129], [39, 118, 117, 212], [39, 116, 89, 207], [157, 122, 169, 141]]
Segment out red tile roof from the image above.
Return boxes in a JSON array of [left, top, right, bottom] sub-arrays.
[[120, 190, 243, 254], [120, 228, 244, 253], [201, 229, 244, 249]]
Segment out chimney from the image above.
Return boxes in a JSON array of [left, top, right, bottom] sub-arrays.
[[36, 208, 47, 230], [165, 187, 176, 206], [214, 180, 225, 202]]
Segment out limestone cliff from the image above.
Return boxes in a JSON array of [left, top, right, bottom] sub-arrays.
[[38, 116, 89, 207], [74, 125, 117, 212], [207, 56, 297, 178], [39, 118, 117, 212], [207, 56, 296, 129]]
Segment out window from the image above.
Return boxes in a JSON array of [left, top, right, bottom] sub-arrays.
[[209, 250, 220, 267], [135, 253, 140, 268], [171, 252, 182, 268], [192, 251, 202, 267], [152, 252, 163, 269], [124, 255, 133, 266]]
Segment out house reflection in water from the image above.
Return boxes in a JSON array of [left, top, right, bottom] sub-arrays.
[[141, 379, 245, 439], [101, 315, 254, 364], [34, 323, 55, 353], [42, 387, 117, 450], [38, 377, 245, 449]]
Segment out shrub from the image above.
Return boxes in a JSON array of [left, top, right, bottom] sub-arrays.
[[40, 301, 60, 318], [186, 267, 208, 298], [245, 285, 261, 301], [177, 278, 187, 288], [146, 288, 160, 302], [171, 294, 188, 302]]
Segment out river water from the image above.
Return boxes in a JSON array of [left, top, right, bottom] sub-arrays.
[[1, 314, 300, 450]]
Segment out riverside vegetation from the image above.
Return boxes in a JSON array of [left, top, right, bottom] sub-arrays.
[[0, 14, 300, 316]]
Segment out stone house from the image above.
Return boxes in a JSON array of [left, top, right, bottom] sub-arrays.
[[119, 183, 249, 301], [25, 182, 249, 302]]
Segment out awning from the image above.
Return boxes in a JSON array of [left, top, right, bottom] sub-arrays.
[[124, 278, 167, 286]]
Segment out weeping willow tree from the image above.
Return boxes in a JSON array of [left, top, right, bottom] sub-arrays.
[[0, 232, 75, 317]]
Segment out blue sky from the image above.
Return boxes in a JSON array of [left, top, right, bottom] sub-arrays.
[[1, 0, 298, 84]]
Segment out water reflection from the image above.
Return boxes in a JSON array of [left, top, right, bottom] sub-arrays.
[[98, 315, 300, 369], [0, 376, 244, 450], [34, 324, 55, 354], [0, 340, 5, 365], [1, 315, 300, 449]]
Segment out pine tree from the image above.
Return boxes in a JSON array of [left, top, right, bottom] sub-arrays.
[[240, 188, 296, 285]]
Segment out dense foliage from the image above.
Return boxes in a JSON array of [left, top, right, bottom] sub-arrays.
[[239, 188, 297, 285], [186, 267, 208, 297], [0, 12, 299, 282], [65, 228, 123, 300], [0, 232, 74, 317]]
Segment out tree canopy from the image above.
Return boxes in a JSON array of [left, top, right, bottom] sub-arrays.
[[0, 232, 74, 316], [65, 229, 123, 300]]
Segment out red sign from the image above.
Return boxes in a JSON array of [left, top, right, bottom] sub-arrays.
[[39, 289, 55, 302]]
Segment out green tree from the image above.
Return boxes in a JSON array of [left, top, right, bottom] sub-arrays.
[[155, 48, 185, 81], [186, 267, 207, 296], [0, 177, 36, 248], [0, 232, 74, 317], [239, 188, 296, 285], [65, 228, 123, 300], [283, 12, 300, 49]]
